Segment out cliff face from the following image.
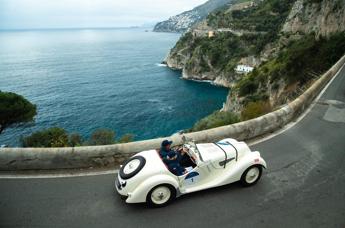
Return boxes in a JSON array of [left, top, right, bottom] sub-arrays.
[[223, 0, 345, 112], [153, 0, 233, 33], [166, 0, 345, 119], [166, 0, 293, 87], [282, 0, 345, 37]]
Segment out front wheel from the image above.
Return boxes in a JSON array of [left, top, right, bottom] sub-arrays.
[[240, 165, 262, 187], [146, 184, 176, 208]]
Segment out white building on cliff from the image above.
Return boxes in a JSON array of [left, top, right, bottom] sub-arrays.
[[235, 65, 254, 74]]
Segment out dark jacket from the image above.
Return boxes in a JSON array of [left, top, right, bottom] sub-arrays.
[[159, 147, 175, 165], [159, 147, 184, 175]]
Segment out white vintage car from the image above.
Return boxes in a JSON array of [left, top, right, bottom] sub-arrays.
[[115, 138, 267, 207]]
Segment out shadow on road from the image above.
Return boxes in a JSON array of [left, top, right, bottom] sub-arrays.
[[119, 181, 245, 210]]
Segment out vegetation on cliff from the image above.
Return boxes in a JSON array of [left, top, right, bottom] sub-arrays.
[[184, 0, 345, 132], [190, 31, 345, 131], [184, 33, 248, 74], [236, 32, 345, 103], [209, 0, 293, 29], [168, 0, 295, 81]]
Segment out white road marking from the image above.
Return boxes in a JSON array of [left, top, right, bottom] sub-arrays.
[[0, 169, 118, 179]]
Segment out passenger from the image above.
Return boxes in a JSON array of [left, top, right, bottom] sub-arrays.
[[159, 140, 186, 176]]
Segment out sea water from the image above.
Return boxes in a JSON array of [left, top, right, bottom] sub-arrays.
[[0, 28, 228, 146]]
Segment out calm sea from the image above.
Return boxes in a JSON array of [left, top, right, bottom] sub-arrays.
[[0, 28, 228, 146]]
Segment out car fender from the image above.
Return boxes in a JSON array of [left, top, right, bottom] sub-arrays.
[[250, 151, 267, 169], [213, 151, 267, 186], [126, 174, 179, 203], [231, 151, 266, 182]]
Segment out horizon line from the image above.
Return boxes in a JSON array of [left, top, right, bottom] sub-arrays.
[[0, 25, 154, 32]]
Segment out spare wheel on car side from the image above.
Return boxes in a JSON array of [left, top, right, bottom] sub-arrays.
[[119, 156, 146, 180]]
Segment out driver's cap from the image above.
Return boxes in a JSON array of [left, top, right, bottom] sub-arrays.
[[161, 140, 173, 147]]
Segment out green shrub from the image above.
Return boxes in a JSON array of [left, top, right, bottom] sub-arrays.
[[237, 77, 259, 96], [117, 134, 134, 143], [190, 111, 240, 132], [242, 93, 269, 105], [69, 133, 83, 147], [22, 127, 69, 148], [241, 101, 272, 120], [89, 128, 115, 146], [21, 128, 133, 148]]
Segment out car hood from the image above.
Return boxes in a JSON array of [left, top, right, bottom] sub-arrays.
[[196, 143, 237, 168]]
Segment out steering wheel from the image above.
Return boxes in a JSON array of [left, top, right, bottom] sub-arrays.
[[183, 145, 197, 164]]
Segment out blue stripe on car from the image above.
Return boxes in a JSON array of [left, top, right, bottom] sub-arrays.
[[185, 172, 199, 180]]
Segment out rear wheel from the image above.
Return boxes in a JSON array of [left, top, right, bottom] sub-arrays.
[[146, 184, 176, 208], [240, 166, 262, 187]]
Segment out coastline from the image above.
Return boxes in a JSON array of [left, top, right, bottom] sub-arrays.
[[163, 59, 232, 88]]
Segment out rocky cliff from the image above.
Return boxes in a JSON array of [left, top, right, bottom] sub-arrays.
[[282, 0, 345, 37], [165, 0, 291, 86], [165, 0, 345, 129], [223, 0, 345, 113], [153, 0, 233, 33]]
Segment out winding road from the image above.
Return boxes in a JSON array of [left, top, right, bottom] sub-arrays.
[[1, 65, 345, 228]]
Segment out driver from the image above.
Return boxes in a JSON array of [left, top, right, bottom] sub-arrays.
[[159, 140, 186, 176]]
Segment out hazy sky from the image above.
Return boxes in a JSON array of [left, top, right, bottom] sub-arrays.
[[0, 0, 207, 29]]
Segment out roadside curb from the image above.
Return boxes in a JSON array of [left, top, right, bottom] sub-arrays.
[[0, 169, 119, 179]]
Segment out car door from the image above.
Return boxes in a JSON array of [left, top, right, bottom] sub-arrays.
[[178, 162, 212, 193]]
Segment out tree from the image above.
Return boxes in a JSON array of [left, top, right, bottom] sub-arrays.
[[117, 134, 134, 143], [89, 129, 115, 146], [21, 127, 69, 148], [0, 91, 37, 134], [69, 133, 83, 147]]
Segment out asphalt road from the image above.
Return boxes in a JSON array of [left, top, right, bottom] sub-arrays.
[[1, 66, 345, 228]]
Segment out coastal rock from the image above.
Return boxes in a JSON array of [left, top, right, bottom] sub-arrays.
[[165, 53, 187, 70]]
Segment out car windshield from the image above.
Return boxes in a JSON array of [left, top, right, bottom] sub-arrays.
[[184, 142, 203, 163]]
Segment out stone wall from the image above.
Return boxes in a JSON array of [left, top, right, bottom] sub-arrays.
[[1, 54, 344, 171]]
